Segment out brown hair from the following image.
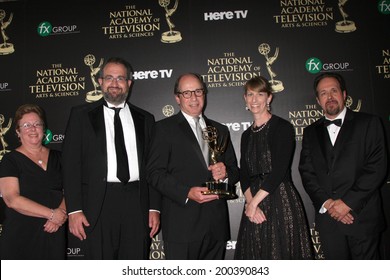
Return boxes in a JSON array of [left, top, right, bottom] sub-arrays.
[[15, 104, 46, 130], [244, 76, 272, 96]]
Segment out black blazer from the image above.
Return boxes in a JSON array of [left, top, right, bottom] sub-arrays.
[[299, 109, 387, 237], [147, 112, 239, 243], [240, 115, 296, 195], [62, 99, 160, 234]]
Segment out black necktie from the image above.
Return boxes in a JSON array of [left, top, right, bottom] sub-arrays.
[[324, 119, 342, 127], [112, 107, 130, 183]]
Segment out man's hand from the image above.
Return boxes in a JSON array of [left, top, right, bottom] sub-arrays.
[[68, 212, 90, 241], [208, 162, 227, 182], [149, 211, 160, 238], [328, 199, 354, 224], [188, 187, 219, 203]]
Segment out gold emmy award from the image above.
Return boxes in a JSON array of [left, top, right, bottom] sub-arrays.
[[335, 0, 356, 33], [0, 10, 15, 55], [202, 126, 237, 199], [84, 54, 104, 103], [346, 96, 361, 112], [159, 0, 182, 43], [258, 43, 284, 93], [0, 114, 12, 161]]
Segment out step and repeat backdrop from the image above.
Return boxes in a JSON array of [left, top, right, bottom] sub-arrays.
[[0, 0, 389, 259]]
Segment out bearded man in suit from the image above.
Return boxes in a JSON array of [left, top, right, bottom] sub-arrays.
[[62, 57, 160, 259], [299, 72, 387, 259]]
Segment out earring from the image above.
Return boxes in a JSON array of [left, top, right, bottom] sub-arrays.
[[266, 103, 271, 111], [245, 105, 250, 111]]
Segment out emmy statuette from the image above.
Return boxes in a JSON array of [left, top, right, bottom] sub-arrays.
[[258, 43, 284, 93], [202, 126, 237, 200], [0, 114, 12, 161], [159, 0, 182, 43], [84, 54, 104, 102], [0, 10, 15, 55], [335, 0, 356, 33]]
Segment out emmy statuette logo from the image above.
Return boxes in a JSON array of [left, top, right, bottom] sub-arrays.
[[84, 54, 104, 103], [202, 126, 237, 199], [0, 114, 12, 161], [0, 10, 14, 55], [159, 0, 182, 43], [258, 43, 284, 93], [346, 96, 361, 112], [335, 0, 356, 33], [162, 105, 175, 117]]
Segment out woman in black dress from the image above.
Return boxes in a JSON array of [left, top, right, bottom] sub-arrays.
[[0, 104, 67, 259], [234, 76, 314, 259]]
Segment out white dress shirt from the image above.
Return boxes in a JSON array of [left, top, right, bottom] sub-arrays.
[[104, 101, 139, 182], [319, 106, 347, 214]]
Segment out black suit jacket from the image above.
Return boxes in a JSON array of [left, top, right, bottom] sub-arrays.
[[299, 109, 387, 237], [147, 112, 239, 243], [62, 99, 160, 234]]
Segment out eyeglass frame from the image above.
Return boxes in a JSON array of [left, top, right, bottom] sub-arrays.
[[176, 88, 205, 99], [19, 122, 44, 130], [101, 75, 128, 83]]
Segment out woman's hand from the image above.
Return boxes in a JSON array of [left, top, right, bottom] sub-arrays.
[[245, 203, 267, 224], [43, 220, 60, 233]]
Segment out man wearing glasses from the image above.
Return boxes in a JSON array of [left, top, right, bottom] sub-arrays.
[[147, 73, 239, 259], [62, 57, 160, 259]]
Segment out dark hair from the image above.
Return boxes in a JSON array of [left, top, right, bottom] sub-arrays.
[[313, 72, 346, 97], [15, 104, 46, 130], [173, 73, 208, 95], [99, 57, 134, 80], [244, 76, 272, 96]]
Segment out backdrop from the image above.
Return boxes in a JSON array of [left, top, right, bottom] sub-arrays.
[[0, 0, 389, 260]]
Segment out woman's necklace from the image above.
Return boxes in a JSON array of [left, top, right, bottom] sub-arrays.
[[20, 146, 45, 166], [251, 122, 268, 133], [251, 115, 272, 133]]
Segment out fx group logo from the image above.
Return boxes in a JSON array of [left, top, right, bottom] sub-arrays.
[[305, 57, 351, 74], [305, 57, 323, 74], [42, 128, 53, 145], [37, 21, 52, 37], [37, 21, 79, 37], [378, 0, 390, 14]]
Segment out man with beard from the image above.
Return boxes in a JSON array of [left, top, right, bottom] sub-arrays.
[[62, 57, 160, 259], [299, 72, 387, 259]]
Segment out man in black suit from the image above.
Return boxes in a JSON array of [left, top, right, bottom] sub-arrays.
[[62, 57, 160, 259], [147, 73, 239, 259], [299, 72, 387, 259]]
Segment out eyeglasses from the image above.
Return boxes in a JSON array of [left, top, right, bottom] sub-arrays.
[[102, 76, 128, 83], [19, 122, 44, 130], [177, 89, 204, 99]]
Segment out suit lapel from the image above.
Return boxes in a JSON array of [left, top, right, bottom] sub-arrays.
[[88, 101, 107, 156], [129, 104, 144, 169], [178, 112, 208, 169], [315, 118, 331, 169]]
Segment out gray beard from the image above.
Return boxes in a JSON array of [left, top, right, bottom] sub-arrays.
[[103, 91, 128, 106]]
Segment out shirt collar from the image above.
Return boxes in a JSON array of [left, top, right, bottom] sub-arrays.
[[105, 100, 126, 109], [181, 110, 203, 124]]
